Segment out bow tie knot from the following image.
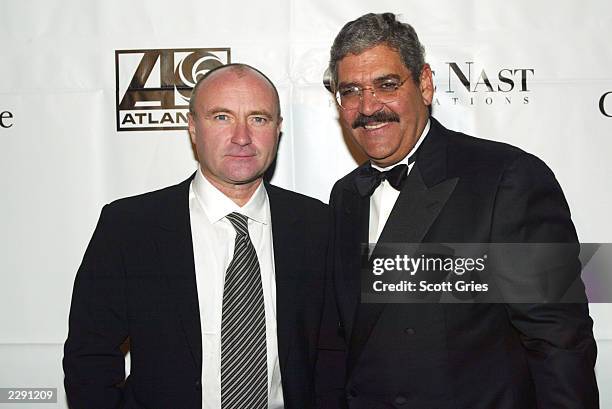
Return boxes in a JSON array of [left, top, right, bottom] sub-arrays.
[[355, 163, 409, 197]]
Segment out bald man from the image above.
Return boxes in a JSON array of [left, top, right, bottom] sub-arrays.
[[64, 64, 329, 409]]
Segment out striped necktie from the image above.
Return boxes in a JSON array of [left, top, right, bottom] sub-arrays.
[[221, 212, 268, 409]]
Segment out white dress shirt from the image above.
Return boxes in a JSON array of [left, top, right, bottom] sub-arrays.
[[189, 168, 284, 409], [369, 119, 431, 244]]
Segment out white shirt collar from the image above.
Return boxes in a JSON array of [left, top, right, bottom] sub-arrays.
[[373, 118, 431, 171], [192, 167, 270, 225]]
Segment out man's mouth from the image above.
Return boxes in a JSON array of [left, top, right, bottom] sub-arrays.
[[226, 152, 257, 160], [363, 122, 389, 130]]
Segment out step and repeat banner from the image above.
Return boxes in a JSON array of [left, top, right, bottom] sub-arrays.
[[1, 0, 611, 407]]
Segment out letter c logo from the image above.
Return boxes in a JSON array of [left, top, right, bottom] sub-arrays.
[[600, 92, 612, 117]]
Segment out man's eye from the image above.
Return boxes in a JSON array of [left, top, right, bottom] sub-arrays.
[[339, 87, 360, 97], [251, 116, 268, 125], [377, 81, 400, 92], [214, 114, 230, 121]]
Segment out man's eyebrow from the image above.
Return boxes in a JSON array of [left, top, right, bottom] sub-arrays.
[[203, 107, 275, 119], [205, 107, 234, 116], [249, 110, 274, 119], [337, 80, 360, 89], [373, 74, 402, 83], [338, 74, 402, 89]]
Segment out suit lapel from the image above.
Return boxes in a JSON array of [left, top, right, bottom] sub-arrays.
[[266, 184, 300, 372], [156, 176, 202, 374], [347, 119, 459, 377]]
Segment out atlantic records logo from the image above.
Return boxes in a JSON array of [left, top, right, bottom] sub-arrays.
[[115, 48, 231, 131]]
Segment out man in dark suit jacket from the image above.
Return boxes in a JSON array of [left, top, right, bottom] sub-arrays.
[[325, 13, 598, 408], [64, 64, 328, 409]]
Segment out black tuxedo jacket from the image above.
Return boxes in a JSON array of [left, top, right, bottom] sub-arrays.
[[64, 176, 329, 409], [328, 118, 598, 409]]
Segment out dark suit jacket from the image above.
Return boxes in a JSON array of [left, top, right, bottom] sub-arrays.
[[328, 118, 598, 409], [63, 176, 329, 409]]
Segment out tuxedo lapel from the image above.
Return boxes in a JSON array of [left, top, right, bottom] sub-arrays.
[[266, 184, 300, 372], [156, 177, 202, 374], [377, 164, 458, 246]]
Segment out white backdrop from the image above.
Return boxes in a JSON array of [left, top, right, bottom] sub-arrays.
[[1, 0, 611, 407]]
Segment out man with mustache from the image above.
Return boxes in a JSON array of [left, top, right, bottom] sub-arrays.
[[326, 13, 598, 408], [64, 64, 328, 409]]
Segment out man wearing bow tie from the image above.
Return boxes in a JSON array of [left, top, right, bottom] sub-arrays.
[[64, 64, 328, 409], [326, 13, 598, 409]]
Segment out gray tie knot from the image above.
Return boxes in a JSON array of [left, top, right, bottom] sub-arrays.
[[226, 212, 249, 236]]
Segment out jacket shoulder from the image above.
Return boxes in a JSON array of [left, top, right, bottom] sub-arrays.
[[329, 164, 365, 199], [445, 128, 526, 165], [265, 183, 328, 212], [434, 122, 555, 180], [100, 177, 191, 223], [265, 184, 329, 239]]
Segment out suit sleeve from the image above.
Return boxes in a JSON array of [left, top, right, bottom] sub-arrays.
[[63, 205, 128, 409], [490, 153, 599, 409]]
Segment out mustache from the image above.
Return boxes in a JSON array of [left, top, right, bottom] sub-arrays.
[[352, 111, 400, 129]]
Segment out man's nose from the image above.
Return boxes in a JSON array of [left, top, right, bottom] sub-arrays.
[[231, 120, 252, 146], [359, 89, 384, 116]]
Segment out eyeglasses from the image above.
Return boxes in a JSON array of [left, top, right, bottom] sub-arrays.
[[335, 77, 409, 110]]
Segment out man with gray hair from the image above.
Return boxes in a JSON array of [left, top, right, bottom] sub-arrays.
[[326, 12, 598, 408]]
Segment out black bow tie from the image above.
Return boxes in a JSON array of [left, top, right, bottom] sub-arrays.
[[354, 163, 409, 197]]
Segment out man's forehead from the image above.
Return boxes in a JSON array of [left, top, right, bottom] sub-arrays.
[[337, 45, 409, 82], [196, 70, 276, 103], [207, 65, 258, 81], [201, 67, 267, 91]]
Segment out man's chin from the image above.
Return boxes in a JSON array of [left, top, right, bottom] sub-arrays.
[[231, 177, 263, 186], [224, 168, 266, 186], [203, 165, 265, 188], [358, 142, 397, 163]]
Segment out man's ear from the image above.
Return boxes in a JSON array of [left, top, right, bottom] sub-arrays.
[[419, 64, 434, 106], [187, 113, 197, 144], [276, 116, 283, 137]]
